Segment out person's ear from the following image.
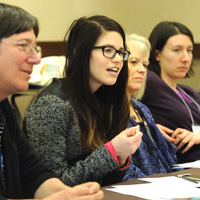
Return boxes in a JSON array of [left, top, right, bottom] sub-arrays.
[[155, 50, 160, 61]]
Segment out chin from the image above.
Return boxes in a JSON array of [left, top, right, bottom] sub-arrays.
[[176, 72, 187, 78], [176, 75, 186, 79], [134, 88, 142, 92], [105, 79, 118, 86], [18, 83, 29, 93]]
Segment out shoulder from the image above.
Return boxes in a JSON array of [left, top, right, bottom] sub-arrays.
[[25, 87, 75, 127], [24, 94, 76, 137], [36, 78, 68, 102], [134, 99, 147, 110], [0, 98, 19, 124], [26, 78, 74, 118], [132, 99, 153, 118], [143, 71, 170, 101], [146, 71, 166, 88], [178, 84, 200, 99], [0, 98, 18, 129], [0, 98, 12, 113], [147, 70, 160, 81], [26, 94, 74, 118], [179, 84, 198, 93], [145, 71, 163, 92]]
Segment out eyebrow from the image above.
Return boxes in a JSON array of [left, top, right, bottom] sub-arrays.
[[172, 44, 193, 48], [100, 44, 125, 50], [16, 39, 37, 45], [129, 56, 149, 63]]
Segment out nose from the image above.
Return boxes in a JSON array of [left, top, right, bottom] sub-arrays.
[[181, 50, 192, 62], [27, 50, 41, 65], [112, 52, 123, 62], [137, 62, 146, 72]]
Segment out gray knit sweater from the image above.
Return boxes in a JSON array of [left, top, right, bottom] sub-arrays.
[[23, 79, 128, 186]]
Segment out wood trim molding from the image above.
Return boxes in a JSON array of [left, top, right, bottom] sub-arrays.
[[38, 41, 200, 59], [194, 43, 200, 59], [37, 41, 64, 57]]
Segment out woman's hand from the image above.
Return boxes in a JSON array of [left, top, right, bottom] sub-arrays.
[[156, 124, 175, 142], [35, 178, 103, 200], [42, 182, 104, 200], [156, 124, 200, 154], [171, 128, 200, 153], [111, 126, 143, 166]]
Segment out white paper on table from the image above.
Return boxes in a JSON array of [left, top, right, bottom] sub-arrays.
[[106, 176, 200, 199], [139, 175, 200, 186], [172, 160, 200, 169], [107, 184, 164, 200]]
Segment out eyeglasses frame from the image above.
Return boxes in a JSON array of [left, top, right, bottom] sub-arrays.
[[93, 45, 130, 61], [2, 41, 42, 57]]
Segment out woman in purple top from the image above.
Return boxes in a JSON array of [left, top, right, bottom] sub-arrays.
[[142, 21, 200, 163]]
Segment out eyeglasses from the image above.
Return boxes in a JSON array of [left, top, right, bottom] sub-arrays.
[[93, 46, 130, 61], [3, 41, 42, 57]]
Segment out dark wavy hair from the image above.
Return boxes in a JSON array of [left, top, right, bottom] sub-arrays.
[[62, 15, 130, 152], [0, 3, 39, 40], [148, 21, 194, 78]]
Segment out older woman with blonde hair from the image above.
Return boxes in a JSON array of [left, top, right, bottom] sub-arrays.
[[123, 33, 181, 181], [126, 33, 150, 100]]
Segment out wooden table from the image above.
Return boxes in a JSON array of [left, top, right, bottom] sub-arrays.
[[102, 168, 200, 200]]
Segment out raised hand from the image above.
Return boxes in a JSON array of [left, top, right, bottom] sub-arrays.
[[111, 126, 143, 166]]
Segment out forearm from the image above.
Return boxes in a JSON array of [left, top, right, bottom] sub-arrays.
[[34, 178, 70, 199], [60, 145, 119, 186]]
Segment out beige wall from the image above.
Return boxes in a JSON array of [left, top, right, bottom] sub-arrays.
[[1, 0, 200, 91], [2, 0, 200, 43]]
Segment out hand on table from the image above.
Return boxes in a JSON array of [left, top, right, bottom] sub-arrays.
[[42, 182, 104, 200]]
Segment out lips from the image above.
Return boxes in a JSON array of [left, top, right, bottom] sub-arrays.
[[134, 77, 143, 81], [22, 69, 32, 75], [107, 67, 119, 73], [178, 67, 188, 70]]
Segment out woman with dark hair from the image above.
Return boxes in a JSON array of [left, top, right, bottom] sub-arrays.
[[23, 15, 142, 187], [142, 21, 200, 163], [0, 3, 103, 200]]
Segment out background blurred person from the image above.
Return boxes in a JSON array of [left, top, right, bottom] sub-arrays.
[[122, 33, 179, 181], [142, 21, 200, 163]]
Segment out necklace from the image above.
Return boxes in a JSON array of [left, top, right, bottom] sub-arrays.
[[130, 105, 142, 122], [131, 109, 138, 120], [130, 104, 157, 144]]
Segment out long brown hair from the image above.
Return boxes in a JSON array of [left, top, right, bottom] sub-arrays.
[[62, 15, 130, 152]]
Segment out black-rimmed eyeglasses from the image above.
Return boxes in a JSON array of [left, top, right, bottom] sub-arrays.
[[93, 46, 130, 61]]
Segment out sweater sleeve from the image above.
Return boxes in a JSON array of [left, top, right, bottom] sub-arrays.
[[23, 95, 120, 186], [104, 142, 130, 169]]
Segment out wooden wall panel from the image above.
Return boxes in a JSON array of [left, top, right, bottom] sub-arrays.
[[194, 44, 200, 59], [38, 41, 64, 57], [38, 41, 200, 59]]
